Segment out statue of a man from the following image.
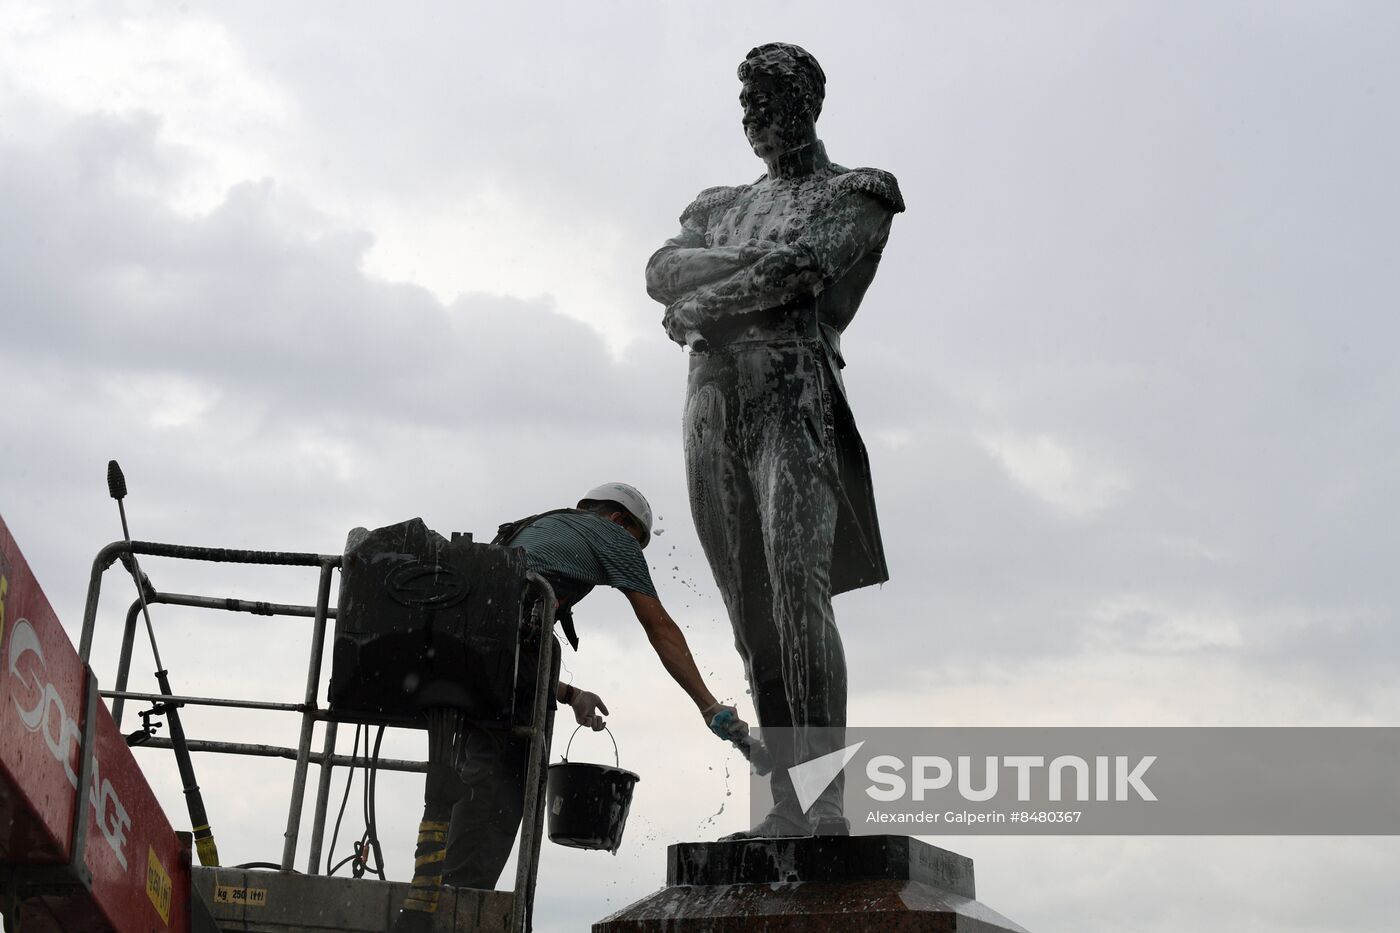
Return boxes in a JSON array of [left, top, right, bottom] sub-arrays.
[[645, 42, 904, 837]]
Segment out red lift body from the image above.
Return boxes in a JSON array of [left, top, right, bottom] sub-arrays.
[[1, 514, 192, 933]]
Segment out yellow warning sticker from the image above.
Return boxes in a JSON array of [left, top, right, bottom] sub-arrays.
[[214, 885, 268, 908], [145, 847, 172, 924]]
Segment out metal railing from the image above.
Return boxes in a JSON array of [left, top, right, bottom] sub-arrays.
[[78, 538, 558, 932]]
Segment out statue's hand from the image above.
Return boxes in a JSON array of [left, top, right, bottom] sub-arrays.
[[663, 302, 694, 345], [667, 294, 720, 349], [748, 243, 822, 295], [737, 241, 778, 264]]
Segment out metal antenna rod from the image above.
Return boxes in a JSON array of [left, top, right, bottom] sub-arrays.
[[107, 459, 221, 868], [108, 460, 164, 672]]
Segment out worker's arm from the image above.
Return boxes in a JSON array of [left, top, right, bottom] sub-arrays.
[[624, 590, 722, 715]]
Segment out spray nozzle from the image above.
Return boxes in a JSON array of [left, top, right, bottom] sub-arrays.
[[107, 460, 127, 500]]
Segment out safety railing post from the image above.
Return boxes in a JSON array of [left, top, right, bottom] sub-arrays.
[[280, 561, 336, 871], [306, 719, 339, 874], [80, 541, 127, 662], [512, 574, 558, 933], [111, 599, 144, 728]]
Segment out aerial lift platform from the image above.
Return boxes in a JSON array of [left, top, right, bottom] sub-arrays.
[[0, 511, 558, 933]]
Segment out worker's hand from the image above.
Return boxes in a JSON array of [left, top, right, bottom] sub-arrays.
[[702, 703, 748, 742], [568, 689, 609, 731]]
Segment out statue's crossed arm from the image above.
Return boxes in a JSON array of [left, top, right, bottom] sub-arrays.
[[648, 190, 894, 347]]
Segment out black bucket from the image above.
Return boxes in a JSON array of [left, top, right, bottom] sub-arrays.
[[546, 725, 640, 852]]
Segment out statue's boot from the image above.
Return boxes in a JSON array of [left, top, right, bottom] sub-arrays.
[[796, 723, 850, 836], [719, 811, 808, 840], [806, 791, 850, 837]]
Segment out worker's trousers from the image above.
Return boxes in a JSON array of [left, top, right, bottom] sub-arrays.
[[684, 338, 849, 827], [442, 636, 560, 890]]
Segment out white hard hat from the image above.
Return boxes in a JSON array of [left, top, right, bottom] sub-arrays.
[[578, 482, 654, 548]]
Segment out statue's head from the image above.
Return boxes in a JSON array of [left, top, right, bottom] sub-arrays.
[[737, 43, 825, 160]]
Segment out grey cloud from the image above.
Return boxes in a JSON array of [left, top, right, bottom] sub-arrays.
[[1, 113, 677, 438]]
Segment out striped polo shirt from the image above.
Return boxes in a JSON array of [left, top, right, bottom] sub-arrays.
[[511, 510, 657, 604]]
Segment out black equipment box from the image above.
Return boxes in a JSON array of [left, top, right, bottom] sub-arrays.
[[328, 518, 540, 727]]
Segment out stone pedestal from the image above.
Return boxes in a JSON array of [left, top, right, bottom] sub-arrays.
[[593, 835, 1029, 932]]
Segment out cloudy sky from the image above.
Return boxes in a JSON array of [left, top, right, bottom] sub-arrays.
[[3, 2, 1398, 930]]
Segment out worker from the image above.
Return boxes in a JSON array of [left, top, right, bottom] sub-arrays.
[[441, 482, 749, 890]]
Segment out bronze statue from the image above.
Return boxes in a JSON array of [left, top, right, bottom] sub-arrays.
[[645, 42, 904, 837]]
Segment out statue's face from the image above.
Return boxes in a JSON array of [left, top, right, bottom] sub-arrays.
[[740, 77, 809, 159]]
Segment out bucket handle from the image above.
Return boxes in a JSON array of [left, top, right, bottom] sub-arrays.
[[562, 723, 619, 767]]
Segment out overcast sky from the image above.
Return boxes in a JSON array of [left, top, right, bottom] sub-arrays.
[[3, 2, 1398, 931]]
